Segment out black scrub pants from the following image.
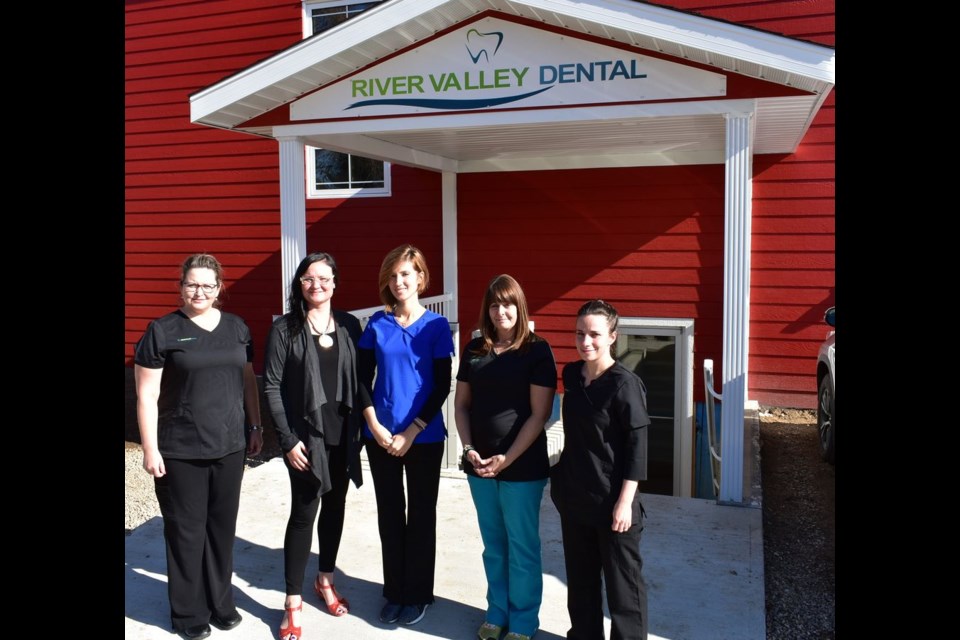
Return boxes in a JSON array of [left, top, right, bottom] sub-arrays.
[[365, 440, 444, 605], [559, 513, 648, 640], [154, 449, 244, 631]]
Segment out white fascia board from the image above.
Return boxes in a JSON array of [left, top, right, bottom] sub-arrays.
[[190, 0, 454, 125], [274, 128, 459, 173], [264, 99, 758, 136], [518, 0, 835, 84], [191, 0, 833, 127]]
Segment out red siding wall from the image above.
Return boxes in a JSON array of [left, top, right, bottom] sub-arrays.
[[302, 168, 445, 316], [125, 1, 443, 369], [457, 165, 726, 397], [125, 0, 302, 367], [750, 93, 835, 408], [644, 0, 835, 46], [125, 0, 834, 407], [648, 0, 836, 408]]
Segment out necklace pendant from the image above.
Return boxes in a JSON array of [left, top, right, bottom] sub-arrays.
[[318, 333, 334, 348]]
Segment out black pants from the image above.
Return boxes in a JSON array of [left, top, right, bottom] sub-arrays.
[[365, 440, 444, 605], [283, 442, 350, 595], [154, 450, 244, 632], [559, 514, 648, 640]]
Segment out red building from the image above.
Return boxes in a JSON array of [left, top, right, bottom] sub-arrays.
[[125, 0, 835, 500]]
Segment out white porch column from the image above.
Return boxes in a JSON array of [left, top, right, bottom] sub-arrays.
[[441, 171, 461, 467], [278, 137, 307, 313], [441, 171, 459, 322], [719, 113, 753, 504]]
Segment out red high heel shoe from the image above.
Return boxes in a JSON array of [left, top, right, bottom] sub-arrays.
[[314, 576, 349, 616], [278, 601, 302, 640]]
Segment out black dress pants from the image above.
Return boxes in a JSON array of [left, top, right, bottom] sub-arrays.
[[283, 442, 350, 595], [365, 440, 444, 605], [154, 450, 245, 631], [559, 513, 648, 640]]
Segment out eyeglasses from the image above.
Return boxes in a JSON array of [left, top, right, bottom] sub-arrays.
[[183, 282, 220, 294], [300, 276, 333, 287]]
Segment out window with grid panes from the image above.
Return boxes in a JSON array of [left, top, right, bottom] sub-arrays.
[[303, 2, 390, 198]]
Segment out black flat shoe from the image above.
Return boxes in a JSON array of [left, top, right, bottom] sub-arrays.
[[210, 611, 243, 631], [180, 624, 211, 640]]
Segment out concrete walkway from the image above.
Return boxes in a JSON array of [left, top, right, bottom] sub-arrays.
[[125, 458, 765, 640]]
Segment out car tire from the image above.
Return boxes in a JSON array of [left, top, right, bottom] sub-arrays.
[[817, 374, 835, 464]]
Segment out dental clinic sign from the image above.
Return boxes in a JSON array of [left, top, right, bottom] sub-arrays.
[[290, 17, 726, 120]]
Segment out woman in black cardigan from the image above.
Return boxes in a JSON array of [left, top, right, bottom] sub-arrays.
[[263, 252, 367, 640]]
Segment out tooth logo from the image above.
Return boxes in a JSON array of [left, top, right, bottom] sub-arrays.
[[465, 29, 504, 64]]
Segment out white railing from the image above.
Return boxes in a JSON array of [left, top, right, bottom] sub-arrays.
[[703, 358, 722, 499], [348, 292, 453, 328]]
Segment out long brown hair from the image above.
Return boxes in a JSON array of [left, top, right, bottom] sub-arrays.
[[284, 252, 339, 336], [472, 274, 539, 355]]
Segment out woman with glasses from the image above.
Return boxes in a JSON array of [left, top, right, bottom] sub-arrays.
[[550, 300, 651, 640], [358, 244, 454, 627], [263, 252, 367, 640], [134, 253, 263, 640], [454, 274, 557, 640]]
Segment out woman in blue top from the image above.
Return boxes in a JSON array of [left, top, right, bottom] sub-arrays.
[[358, 244, 455, 627]]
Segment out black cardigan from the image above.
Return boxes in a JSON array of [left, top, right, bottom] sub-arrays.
[[263, 308, 366, 495]]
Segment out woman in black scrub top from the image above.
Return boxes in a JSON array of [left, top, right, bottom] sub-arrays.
[[135, 253, 262, 640], [550, 299, 651, 640]]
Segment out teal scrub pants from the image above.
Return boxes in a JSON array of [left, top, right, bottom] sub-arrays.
[[467, 475, 548, 637]]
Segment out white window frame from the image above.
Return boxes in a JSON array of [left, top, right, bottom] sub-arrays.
[[305, 145, 392, 199], [302, 0, 384, 39], [302, 1, 390, 199], [615, 317, 695, 498]]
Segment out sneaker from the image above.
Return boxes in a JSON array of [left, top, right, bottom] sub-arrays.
[[379, 601, 403, 623], [398, 603, 429, 625], [503, 632, 535, 640], [478, 621, 504, 640]]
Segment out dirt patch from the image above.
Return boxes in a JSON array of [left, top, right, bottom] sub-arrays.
[[759, 406, 835, 639]]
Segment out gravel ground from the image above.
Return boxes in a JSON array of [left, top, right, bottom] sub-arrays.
[[125, 408, 835, 638], [759, 407, 836, 639]]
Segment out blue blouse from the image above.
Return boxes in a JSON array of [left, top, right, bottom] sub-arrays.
[[358, 309, 455, 443]]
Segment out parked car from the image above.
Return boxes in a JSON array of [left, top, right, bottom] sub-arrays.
[[816, 306, 835, 464]]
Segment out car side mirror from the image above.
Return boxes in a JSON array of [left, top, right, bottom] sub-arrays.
[[823, 306, 835, 328]]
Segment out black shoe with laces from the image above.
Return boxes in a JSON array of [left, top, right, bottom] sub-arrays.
[[398, 603, 429, 625], [379, 601, 403, 623]]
